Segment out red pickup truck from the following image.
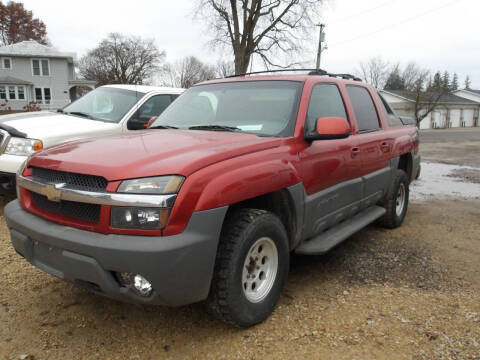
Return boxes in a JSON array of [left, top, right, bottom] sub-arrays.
[[6, 72, 420, 327]]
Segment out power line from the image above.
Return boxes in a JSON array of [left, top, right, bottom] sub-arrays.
[[331, 0, 395, 24], [330, 0, 463, 48]]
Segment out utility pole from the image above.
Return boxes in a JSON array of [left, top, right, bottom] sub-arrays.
[[315, 24, 326, 71]]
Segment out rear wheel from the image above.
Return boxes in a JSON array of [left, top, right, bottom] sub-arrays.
[[206, 209, 289, 327], [378, 169, 409, 228]]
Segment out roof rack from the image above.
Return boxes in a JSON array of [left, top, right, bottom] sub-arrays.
[[225, 68, 362, 82]]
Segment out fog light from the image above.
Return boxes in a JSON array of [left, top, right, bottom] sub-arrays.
[[111, 207, 169, 230], [132, 274, 153, 297], [116, 272, 153, 297]]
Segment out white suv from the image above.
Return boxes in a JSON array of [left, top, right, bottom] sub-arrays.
[[0, 85, 184, 194]]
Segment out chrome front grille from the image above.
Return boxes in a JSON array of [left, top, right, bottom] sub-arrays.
[[28, 167, 107, 224], [31, 192, 101, 223], [31, 167, 108, 192]]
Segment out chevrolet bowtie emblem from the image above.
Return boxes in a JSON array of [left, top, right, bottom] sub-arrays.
[[44, 183, 66, 202]]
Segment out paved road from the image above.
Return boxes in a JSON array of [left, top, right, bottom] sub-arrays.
[[420, 127, 480, 143], [420, 127, 480, 167]]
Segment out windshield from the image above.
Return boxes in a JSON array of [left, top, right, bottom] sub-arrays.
[[63, 87, 143, 123], [150, 81, 303, 137]]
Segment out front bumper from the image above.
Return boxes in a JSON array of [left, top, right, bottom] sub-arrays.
[[0, 153, 27, 173], [0, 154, 26, 195], [6, 200, 228, 306], [0, 171, 16, 195]]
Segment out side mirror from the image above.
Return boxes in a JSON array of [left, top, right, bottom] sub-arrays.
[[305, 116, 350, 141], [127, 114, 154, 130]]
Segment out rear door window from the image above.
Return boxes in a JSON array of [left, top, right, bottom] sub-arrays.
[[346, 86, 381, 132], [306, 83, 348, 130], [378, 92, 403, 126]]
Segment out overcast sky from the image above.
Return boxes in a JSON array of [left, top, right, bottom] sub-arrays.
[[22, 0, 479, 88]]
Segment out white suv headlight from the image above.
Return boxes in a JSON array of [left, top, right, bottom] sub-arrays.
[[5, 137, 43, 156]]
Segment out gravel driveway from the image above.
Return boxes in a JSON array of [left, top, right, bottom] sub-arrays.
[[1, 129, 479, 360]]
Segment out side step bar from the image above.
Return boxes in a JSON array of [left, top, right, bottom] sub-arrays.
[[295, 206, 386, 255]]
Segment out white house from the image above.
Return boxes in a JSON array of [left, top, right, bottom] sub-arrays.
[[380, 89, 480, 130], [0, 40, 96, 110]]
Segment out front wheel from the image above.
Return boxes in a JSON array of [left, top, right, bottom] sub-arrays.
[[206, 209, 289, 327]]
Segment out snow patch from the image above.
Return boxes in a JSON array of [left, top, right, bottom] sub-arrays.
[[410, 162, 480, 201]]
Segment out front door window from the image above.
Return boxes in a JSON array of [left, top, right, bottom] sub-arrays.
[[35, 87, 51, 104]]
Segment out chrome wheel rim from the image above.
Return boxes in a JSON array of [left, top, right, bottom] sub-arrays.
[[242, 237, 278, 303], [396, 183, 406, 217]]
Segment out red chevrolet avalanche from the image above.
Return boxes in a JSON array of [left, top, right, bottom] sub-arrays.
[[6, 72, 420, 327]]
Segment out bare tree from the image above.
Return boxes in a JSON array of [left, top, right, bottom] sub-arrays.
[[162, 56, 216, 88], [411, 83, 448, 126], [384, 62, 450, 126], [401, 62, 429, 91], [79, 33, 165, 86], [196, 0, 324, 75], [356, 57, 390, 89], [216, 59, 235, 77]]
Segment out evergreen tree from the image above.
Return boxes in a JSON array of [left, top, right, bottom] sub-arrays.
[[431, 71, 442, 90], [384, 66, 405, 90], [442, 71, 450, 90], [451, 73, 459, 90], [464, 75, 472, 89]]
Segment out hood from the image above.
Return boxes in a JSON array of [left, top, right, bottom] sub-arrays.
[[28, 130, 282, 180], [0, 112, 118, 144]]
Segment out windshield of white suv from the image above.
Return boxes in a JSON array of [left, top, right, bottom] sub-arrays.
[[150, 81, 303, 137], [62, 87, 143, 123]]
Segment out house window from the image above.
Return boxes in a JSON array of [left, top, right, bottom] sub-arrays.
[[35, 88, 43, 103], [0, 85, 26, 100], [17, 86, 25, 100], [44, 88, 51, 104], [2, 58, 12, 69], [32, 59, 50, 76], [32, 60, 40, 75], [41, 60, 49, 76], [35, 87, 51, 104], [8, 86, 15, 100]]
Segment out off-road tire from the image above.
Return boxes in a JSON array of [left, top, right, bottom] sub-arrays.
[[378, 169, 410, 228], [206, 208, 289, 328]]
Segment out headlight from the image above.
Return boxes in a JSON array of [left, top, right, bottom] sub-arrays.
[[117, 175, 184, 194], [5, 137, 43, 156], [112, 175, 184, 230]]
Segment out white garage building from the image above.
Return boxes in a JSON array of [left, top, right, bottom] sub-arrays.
[[453, 88, 480, 103], [380, 89, 480, 130]]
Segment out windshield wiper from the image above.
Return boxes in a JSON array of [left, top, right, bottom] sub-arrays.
[[67, 111, 95, 120], [149, 125, 179, 129], [188, 125, 241, 132]]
